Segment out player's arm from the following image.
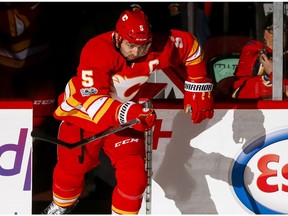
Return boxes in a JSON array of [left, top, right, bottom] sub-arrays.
[[177, 31, 214, 123], [232, 44, 273, 99], [54, 76, 155, 134], [232, 75, 272, 99]]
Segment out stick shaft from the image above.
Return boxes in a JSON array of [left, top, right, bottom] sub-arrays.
[[31, 118, 140, 149], [143, 100, 153, 215]]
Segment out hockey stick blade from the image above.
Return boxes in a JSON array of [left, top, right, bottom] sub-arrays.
[[31, 118, 140, 149]]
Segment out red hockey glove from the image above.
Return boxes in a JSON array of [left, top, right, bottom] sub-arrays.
[[184, 77, 214, 123], [117, 101, 156, 132]]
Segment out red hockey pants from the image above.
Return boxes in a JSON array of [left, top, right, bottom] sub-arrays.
[[52, 121, 147, 214]]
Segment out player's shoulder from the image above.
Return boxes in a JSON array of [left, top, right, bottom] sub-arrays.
[[152, 29, 193, 41], [81, 31, 118, 58], [170, 29, 192, 36], [85, 31, 115, 48], [170, 29, 198, 47], [243, 40, 264, 49], [240, 40, 264, 55], [151, 29, 195, 48]]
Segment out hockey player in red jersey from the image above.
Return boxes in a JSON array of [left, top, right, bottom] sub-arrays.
[[231, 13, 287, 99], [42, 7, 213, 215]]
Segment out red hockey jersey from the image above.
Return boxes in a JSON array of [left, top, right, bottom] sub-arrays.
[[232, 40, 273, 99], [54, 29, 207, 132]]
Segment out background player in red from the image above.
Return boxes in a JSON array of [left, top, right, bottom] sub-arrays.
[[43, 7, 214, 214], [231, 13, 288, 99]]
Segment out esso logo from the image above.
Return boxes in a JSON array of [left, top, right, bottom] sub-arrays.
[[232, 128, 288, 214]]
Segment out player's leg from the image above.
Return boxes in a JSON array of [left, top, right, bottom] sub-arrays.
[[103, 128, 147, 214], [42, 121, 103, 214]]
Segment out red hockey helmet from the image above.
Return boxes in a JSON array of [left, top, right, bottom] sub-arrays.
[[116, 9, 152, 45]]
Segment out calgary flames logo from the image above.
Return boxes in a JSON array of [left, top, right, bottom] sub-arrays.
[[111, 74, 149, 102]]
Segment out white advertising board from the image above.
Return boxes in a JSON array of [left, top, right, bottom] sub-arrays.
[[0, 101, 32, 214], [140, 101, 288, 214]]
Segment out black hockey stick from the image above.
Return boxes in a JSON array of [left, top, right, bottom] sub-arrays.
[[31, 118, 140, 149]]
